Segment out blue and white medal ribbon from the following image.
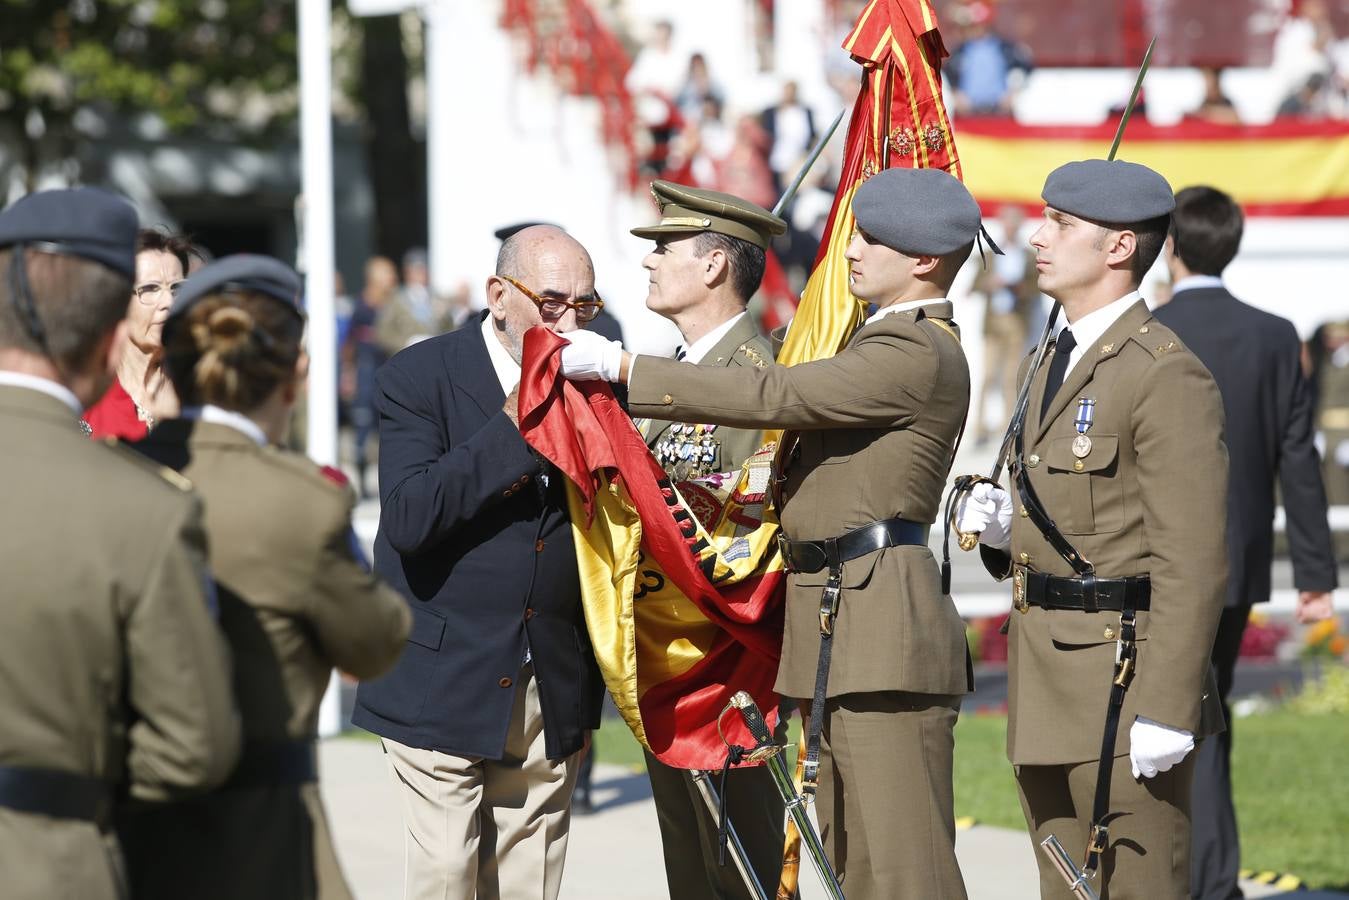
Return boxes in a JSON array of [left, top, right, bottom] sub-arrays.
[[1072, 398, 1095, 458]]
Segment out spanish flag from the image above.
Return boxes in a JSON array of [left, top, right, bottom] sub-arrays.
[[959, 118, 1349, 216], [517, 0, 961, 770]]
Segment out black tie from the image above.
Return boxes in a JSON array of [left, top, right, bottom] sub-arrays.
[[1040, 329, 1076, 423], [675, 346, 687, 361]]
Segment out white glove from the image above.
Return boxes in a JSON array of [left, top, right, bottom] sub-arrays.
[[1129, 717, 1195, 780], [559, 329, 624, 382], [954, 481, 1013, 550]]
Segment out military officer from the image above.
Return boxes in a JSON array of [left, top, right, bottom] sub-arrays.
[[0, 188, 240, 900], [629, 181, 789, 900], [560, 167, 984, 899], [956, 159, 1228, 897], [116, 255, 412, 900]]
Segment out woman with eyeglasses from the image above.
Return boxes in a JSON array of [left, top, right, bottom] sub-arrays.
[[83, 227, 195, 438], [115, 254, 411, 900]]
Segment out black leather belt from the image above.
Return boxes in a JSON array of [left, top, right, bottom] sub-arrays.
[[223, 739, 317, 790], [778, 517, 926, 574], [1024, 571, 1151, 612], [0, 765, 111, 824]]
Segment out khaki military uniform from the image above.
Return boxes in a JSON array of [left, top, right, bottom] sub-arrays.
[[638, 314, 775, 480], [117, 419, 411, 900], [1316, 345, 1349, 506], [0, 386, 240, 900], [629, 303, 972, 899], [982, 301, 1228, 897], [637, 313, 787, 900]]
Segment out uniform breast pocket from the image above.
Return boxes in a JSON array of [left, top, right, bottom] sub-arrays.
[[1044, 434, 1123, 534]]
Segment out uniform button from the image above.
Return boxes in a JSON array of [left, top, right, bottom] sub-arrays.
[[1073, 460, 1085, 472], [524, 607, 536, 620], [499, 677, 513, 688], [1027, 454, 1040, 468], [662, 394, 674, 404], [1104, 625, 1116, 640], [535, 539, 546, 552], [520, 473, 530, 483], [1018, 552, 1031, 563]]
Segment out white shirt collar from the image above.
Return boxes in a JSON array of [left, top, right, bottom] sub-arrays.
[[481, 313, 521, 395], [1170, 274, 1224, 296], [1062, 290, 1141, 373], [181, 404, 269, 446], [681, 311, 748, 365], [863, 296, 948, 328], [0, 371, 82, 415]]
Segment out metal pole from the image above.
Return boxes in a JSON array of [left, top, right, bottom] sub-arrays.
[[423, 0, 457, 298], [298, 0, 342, 738], [689, 770, 772, 900]]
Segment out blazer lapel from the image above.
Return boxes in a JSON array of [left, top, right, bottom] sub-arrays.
[[450, 317, 507, 422], [1032, 300, 1152, 444]]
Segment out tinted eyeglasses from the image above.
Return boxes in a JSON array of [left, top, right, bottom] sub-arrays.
[[497, 274, 604, 323]]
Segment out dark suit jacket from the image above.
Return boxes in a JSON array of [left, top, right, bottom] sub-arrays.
[[352, 323, 603, 760], [1155, 285, 1337, 606]]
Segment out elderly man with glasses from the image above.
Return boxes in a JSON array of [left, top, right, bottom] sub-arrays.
[[353, 224, 605, 900]]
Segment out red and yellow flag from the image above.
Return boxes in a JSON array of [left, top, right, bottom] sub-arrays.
[[517, 0, 961, 770], [959, 118, 1349, 216]]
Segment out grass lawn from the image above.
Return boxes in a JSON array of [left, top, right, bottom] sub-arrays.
[[594, 706, 1349, 889]]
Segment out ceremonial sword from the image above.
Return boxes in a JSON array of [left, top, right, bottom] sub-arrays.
[[948, 37, 1157, 551]]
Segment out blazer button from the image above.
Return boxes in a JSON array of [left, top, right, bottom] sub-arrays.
[[535, 539, 546, 552], [511, 481, 523, 491], [499, 676, 513, 688], [524, 607, 536, 620], [502, 489, 513, 497], [521, 473, 531, 483]]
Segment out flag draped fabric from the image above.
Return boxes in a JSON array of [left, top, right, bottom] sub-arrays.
[[958, 118, 1349, 216], [518, 0, 959, 770]]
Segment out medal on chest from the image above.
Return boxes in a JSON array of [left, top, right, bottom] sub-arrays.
[[1072, 397, 1095, 458]]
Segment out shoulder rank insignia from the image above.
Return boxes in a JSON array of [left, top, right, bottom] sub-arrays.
[[737, 343, 768, 369], [157, 465, 193, 492]]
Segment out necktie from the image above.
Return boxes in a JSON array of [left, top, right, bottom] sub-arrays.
[[1039, 329, 1077, 423], [675, 346, 687, 362]]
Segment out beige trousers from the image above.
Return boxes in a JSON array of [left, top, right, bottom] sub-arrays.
[[1016, 753, 1194, 899], [811, 691, 968, 900], [383, 670, 580, 900]]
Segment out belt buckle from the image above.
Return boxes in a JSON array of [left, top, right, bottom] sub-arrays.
[[1012, 567, 1029, 614], [776, 533, 794, 571]]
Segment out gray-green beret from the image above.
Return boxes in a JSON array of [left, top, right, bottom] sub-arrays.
[[851, 168, 982, 256], [1041, 159, 1175, 224], [632, 181, 786, 249], [169, 254, 303, 323], [0, 187, 138, 278]]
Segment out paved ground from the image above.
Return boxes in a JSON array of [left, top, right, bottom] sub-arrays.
[[320, 738, 1336, 900]]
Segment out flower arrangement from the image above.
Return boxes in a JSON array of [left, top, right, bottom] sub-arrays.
[[1301, 617, 1348, 661], [1239, 611, 1289, 660]]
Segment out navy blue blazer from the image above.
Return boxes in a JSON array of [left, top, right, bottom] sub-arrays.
[[1154, 286, 1337, 606], [352, 321, 603, 760]]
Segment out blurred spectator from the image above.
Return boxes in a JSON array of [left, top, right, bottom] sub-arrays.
[[715, 114, 777, 210], [346, 255, 399, 498], [945, 1, 1032, 117], [971, 205, 1038, 443], [674, 53, 724, 125], [84, 228, 195, 440], [761, 81, 818, 196], [1311, 319, 1349, 505], [624, 20, 686, 99], [1271, 0, 1338, 114], [1190, 67, 1242, 124], [376, 247, 460, 355], [1277, 72, 1331, 117]]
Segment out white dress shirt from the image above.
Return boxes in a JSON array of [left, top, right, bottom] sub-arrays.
[[481, 314, 522, 395], [1170, 274, 1224, 297], [181, 404, 269, 446], [0, 371, 82, 414], [680, 311, 748, 364], [1062, 290, 1141, 374], [863, 296, 949, 328]]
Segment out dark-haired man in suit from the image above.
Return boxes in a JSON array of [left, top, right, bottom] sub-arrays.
[[1153, 185, 1337, 900], [353, 225, 605, 900]]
